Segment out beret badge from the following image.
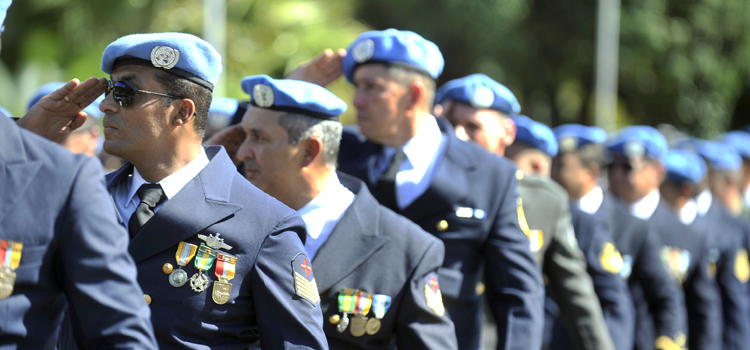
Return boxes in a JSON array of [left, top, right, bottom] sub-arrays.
[[470, 86, 495, 109], [559, 136, 578, 153], [150, 46, 180, 70], [253, 84, 275, 108], [352, 39, 375, 63]]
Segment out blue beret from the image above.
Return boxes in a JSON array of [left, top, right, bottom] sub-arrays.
[[692, 139, 742, 171], [207, 97, 238, 129], [553, 124, 607, 153], [606, 126, 667, 160], [101, 32, 221, 91], [0, 0, 10, 32], [241, 75, 347, 121], [28, 82, 103, 119], [664, 149, 706, 184], [434, 74, 520, 115], [513, 115, 558, 157], [342, 29, 444, 84], [721, 131, 750, 159]]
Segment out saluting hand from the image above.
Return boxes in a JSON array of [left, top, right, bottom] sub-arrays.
[[203, 124, 246, 165], [18, 77, 107, 143], [285, 49, 346, 87]]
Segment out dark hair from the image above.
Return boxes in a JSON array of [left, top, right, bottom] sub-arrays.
[[154, 70, 212, 139], [276, 112, 342, 168]]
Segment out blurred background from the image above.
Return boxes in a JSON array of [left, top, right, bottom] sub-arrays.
[[2, 0, 750, 136]]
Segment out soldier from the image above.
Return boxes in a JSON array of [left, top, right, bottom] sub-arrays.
[[552, 124, 687, 350], [335, 29, 545, 349], [208, 74, 458, 349], [720, 131, 750, 219], [436, 74, 627, 350]]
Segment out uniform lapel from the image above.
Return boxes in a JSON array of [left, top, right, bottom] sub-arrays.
[[0, 119, 42, 223], [127, 146, 242, 262], [313, 173, 390, 294]]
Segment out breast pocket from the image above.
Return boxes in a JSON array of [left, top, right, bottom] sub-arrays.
[[13, 244, 49, 284]]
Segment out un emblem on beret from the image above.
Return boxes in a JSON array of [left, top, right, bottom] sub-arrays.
[[624, 141, 645, 157], [352, 39, 375, 63], [469, 86, 495, 109], [150, 46, 180, 70], [253, 84, 275, 108], [559, 136, 578, 153]]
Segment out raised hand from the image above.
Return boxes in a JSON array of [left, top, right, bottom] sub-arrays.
[[18, 77, 107, 143], [285, 49, 346, 87], [203, 124, 246, 165]]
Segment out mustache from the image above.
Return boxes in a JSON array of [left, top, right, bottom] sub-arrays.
[[242, 160, 260, 172]]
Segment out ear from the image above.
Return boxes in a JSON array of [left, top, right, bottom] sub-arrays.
[[172, 98, 197, 126], [500, 118, 517, 146], [301, 136, 324, 168], [408, 80, 426, 110]]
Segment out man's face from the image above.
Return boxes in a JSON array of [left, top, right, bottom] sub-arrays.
[[444, 102, 507, 155], [551, 152, 588, 198], [607, 154, 660, 203], [235, 106, 304, 198], [352, 64, 410, 144], [100, 65, 174, 161]]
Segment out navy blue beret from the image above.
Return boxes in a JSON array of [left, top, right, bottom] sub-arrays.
[[28, 82, 103, 118], [241, 75, 347, 120], [664, 149, 706, 184], [606, 126, 667, 160], [434, 74, 520, 115], [721, 131, 750, 159], [513, 115, 558, 157], [342, 29, 444, 84], [101, 32, 222, 91], [553, 124, 607, 153]]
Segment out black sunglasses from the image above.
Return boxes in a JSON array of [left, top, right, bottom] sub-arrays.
[[105, 79, 184, 107], [606, 162, 634, 172]]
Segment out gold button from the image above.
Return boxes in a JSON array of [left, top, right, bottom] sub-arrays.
[[162, 263, 174, 274], [144, 294, 152, 305], [475, 282, 485, 296], [436, 220, 449, 232], [516, 170, 524, 180], [329, 314, 340, 325]]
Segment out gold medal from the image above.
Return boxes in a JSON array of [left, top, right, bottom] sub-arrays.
[[0, 266, 16, 299], [365, 317, 381, 335], [350, 314, 367, 337], [212, 279, 232, 305], [0, 240, 22, 300]]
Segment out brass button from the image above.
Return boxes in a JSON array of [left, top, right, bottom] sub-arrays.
[[436, 220, 449, 232], [516, 170, 524, 180], [144, 294, 152, 305], [162, 263, 174, 274], [475, 282, 485, 296], [329, 314, 341, 325]]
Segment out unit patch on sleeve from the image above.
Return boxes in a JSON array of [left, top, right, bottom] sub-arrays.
[[599, 242, 624, 274], [424, 272, 445, 316], [735, 249, 750, 283], [292, 253, 320, 305]]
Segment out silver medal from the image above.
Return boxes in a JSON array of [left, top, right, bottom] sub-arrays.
[[169, 268, 188, 288]]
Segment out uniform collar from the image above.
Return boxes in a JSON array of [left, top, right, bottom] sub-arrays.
[[298, 173, 356, 240], [744, 185, 750, 208], [382, 114, 443, 173], [628, 189, 660, 220], [127, 147, 209, 203], [574, 185, 603, 214], [696, 189, 712, 217], [679, 199, 698, 225]]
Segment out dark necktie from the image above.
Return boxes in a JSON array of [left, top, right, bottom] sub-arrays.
[[377, 150, 407, 211], [128, 183, 167, 239]]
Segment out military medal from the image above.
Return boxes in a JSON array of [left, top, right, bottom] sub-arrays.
[[0, 240, 22, 299], [212, 252, 237, 305], [169, 242, 198, 288], [190, 243, 217, 293], [337, 288, 355, 333], [198, 233, 233, 250], [350, 290, 373, 337], [366, 294, 392, 335]]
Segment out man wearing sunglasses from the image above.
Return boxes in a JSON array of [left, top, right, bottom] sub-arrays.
[[52, 33, 328, 350], [552, 125, 687, 350]]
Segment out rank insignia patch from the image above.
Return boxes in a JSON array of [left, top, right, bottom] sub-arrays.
[[660, 246, 691, 284], [599, 242, 624, 274], [293, 253, 320, 305], [424, 272, 445, 316], [735, 249, 750, 283]]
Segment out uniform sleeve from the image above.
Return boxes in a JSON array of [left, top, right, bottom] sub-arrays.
[[58, 157, 157, 350], [483, 174, 545, 350], [684, 244, 722, 350], [714, 240, 750, 350], [395, 239, 459, 350], [544, 204, 614, 350], [250, 213, 329, 350], [579, 216, 634, 350], [632, 224, 687, 345]]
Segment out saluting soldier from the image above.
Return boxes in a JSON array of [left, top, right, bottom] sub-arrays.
[[39, 33, 328, 350], [207, 74, 458, 349], [436, 74, 626, 350], [333, 29, 545, 350], [552, 124, 687, 350]]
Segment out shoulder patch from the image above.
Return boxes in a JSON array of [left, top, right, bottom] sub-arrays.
[[599, 242, 624, 274], [735, 249, 750, 283], [424, 272, 445, 316], [292, 253, 320, 305]]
